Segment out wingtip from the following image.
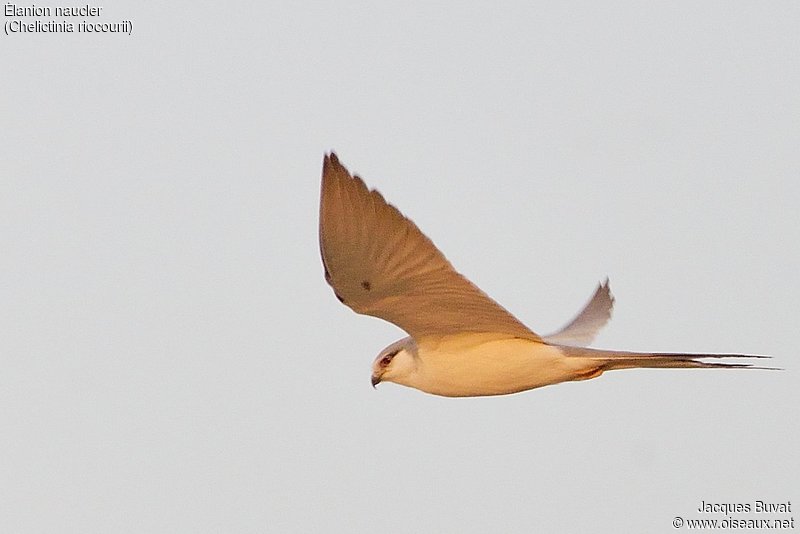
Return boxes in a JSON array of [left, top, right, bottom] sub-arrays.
[[322, 152, 354, 191], [599, 277, 615, 307], [323, 151, 338, 168]]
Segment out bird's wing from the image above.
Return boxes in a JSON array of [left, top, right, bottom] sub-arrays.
[[319, 153, 542, 342], [542, 279, 614, 346]]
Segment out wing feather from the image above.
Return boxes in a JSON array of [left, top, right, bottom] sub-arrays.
[[319, 153, 542, 342], [542, 279, 614, 346]]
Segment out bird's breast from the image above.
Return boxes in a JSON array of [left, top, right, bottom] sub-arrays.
[[409, 335, 580, 397]]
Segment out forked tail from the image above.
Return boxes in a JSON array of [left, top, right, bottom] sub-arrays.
[[559, 346, 776, 376]]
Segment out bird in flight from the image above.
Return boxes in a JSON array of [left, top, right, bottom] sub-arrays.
[[318, 153, 769, 397]]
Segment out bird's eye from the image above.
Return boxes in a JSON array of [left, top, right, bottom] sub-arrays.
[[380, 350, 399, 367]]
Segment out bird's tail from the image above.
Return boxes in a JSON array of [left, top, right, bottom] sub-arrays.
[[558, 346, 776, 380]]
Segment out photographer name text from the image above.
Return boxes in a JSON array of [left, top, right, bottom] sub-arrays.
[[698, 500, 792, 515]]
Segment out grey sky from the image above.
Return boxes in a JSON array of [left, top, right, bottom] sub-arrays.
[[1, 2, 797, 532]]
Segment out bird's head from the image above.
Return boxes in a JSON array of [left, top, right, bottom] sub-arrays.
[[371, 337, 418, 388]]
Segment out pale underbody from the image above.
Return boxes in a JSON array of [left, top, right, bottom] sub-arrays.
[[393, 334, 602, 397]]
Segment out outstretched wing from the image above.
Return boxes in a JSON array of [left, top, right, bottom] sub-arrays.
[[319, 153, 542, 342], [542, 279, 614, 347]]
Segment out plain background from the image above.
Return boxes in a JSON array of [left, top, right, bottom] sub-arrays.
[[1, 2, 797, 532]]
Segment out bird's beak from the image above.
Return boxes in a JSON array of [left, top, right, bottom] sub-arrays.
[[371, 374, 381, 388]]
